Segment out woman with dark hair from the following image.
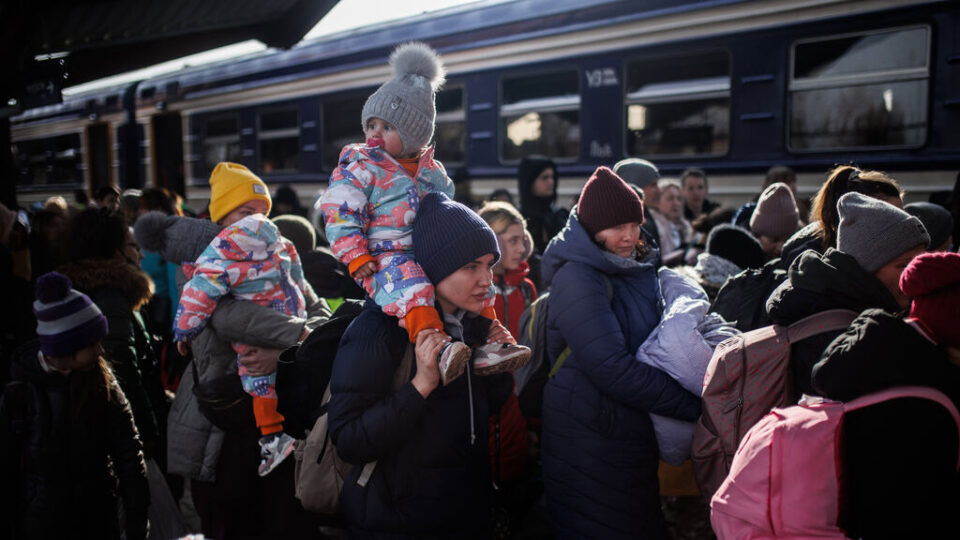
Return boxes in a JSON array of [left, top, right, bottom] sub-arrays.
[[328, 192, 514, 537], [781, 165, 903, 268], [517, 156, 568, 255], [540, 167, 701, 539], [57, 207, 168, 462]]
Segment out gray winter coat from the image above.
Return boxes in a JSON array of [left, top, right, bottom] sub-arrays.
[[136, 211, 332, 481]]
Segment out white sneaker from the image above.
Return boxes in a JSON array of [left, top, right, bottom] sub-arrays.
[[438, 341, 471, 386], [473, 343, 531, 375], [258, 432, 296, 477]]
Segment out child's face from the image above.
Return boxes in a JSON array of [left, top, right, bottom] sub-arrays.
[[364, 117, 405, 157], [220, 199, 269, 227], [495, 223, 528, 273]]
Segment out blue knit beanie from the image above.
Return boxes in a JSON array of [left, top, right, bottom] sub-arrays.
[[413, 192, 500, 284], [34, 272, 109, 357]]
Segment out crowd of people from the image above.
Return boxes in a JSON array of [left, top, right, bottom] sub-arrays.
[[1, 41, 959, 540]]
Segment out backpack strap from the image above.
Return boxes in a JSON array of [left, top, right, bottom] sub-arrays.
[[356, 342, 415, 487], [844, 385, 960, 470], [548, 275, 614, 379], [785, 309, 857, 344]]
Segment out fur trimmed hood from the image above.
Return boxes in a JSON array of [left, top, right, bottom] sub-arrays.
[[58, 258, 155, 311]]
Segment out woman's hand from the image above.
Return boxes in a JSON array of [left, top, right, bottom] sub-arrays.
[[486, 319, 517, 345], [237, 345, 284, 376], [176, 340, 190, 357], [411, 329, 445, 398]]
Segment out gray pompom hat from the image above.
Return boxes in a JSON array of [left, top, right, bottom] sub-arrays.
[[361, 42, 446, 156]]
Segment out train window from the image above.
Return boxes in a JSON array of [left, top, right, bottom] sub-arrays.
[[434, 86, 465, 164], [624, 51, 730, 157], [789, 26, 929, 151], [500, 70, 580, 162], [322, 95, 365, 170], [12, 134, 83, 186], [202, 115, 241, 173], [258, 107, 300, 173]]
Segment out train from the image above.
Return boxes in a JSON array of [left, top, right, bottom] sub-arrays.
[[9, 0, 960, 212]]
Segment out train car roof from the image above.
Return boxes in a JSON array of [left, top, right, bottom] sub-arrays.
[[141, 0, 735, 101]]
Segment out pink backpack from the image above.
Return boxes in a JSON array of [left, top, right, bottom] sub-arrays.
[[710, 386, 960, 539], [692, 309, 857, 498]]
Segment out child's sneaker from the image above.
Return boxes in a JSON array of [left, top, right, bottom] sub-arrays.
[[473, 343, 531, 375], [438, 341, 470, 386], [258, 432, 296, 477]]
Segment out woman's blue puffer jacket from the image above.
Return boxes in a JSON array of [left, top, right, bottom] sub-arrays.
[[327, 302, 512, 539], [540, 212, 702, 540]]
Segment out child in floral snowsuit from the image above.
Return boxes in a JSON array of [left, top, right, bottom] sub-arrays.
[[174, 162, 313, 476], [321, 42, 529, 385]]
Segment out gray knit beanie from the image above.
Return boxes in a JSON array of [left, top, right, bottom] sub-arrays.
[[361, 42, 446, 156], [837, 192, 930, 272], [613, 158, 660, 189]]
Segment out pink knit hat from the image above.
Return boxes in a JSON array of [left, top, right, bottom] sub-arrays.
[[750, 182, 800, 240], [900, 251, 960, 349]]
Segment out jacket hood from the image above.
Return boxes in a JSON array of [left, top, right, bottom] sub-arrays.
[[813, 308, 960, 405], [778, 221, 823, 270], [134, 212, 221, 265], [541, 210, 658, 284], [59, 258, 155, 311], [767, 247, 900, 325], [517, 156, 558, 213]]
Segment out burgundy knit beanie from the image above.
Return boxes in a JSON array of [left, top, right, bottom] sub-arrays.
[[900, 251, 960, 349], [577, 166, 644, 237]]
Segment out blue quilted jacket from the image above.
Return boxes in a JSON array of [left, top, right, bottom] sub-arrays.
[[540, 211, 702, 540], [327, 302, 512, 539]]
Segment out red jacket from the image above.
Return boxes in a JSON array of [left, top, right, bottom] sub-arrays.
[[493, 262, 537, 337], [488, 262, 537, 482]]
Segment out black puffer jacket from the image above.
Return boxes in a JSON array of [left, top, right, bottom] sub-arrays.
[[59, 259, 168, 458], [517, 157, 568, 255], [328, 302, 512, 538], [1, 341, 149, 540], [766, 248, 902, 396], [812, 310, 960, 539]]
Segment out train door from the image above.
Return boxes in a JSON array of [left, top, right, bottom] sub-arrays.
[[86, 123, 112, 195], [152, 113, 185, 195]]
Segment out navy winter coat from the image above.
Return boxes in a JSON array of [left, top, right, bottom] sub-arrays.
[[539, 212, 702, 540], [327, 302, 512, 539]]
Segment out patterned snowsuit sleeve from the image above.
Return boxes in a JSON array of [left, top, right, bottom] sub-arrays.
[[321, 147, 375, 267], [173, 225, 259, 343]]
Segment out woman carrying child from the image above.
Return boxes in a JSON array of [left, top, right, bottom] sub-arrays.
[[328, 192, 516, 537], [321, 42, 528, 388], [539, 167, 701, 539]]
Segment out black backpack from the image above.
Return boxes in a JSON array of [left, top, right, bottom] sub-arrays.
[[711, 259, 788, 333], [276, 299, 365, 437]]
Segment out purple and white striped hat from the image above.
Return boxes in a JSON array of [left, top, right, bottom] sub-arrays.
[[34, 272, 108, 357]]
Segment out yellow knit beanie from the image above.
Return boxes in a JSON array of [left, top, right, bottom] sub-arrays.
[[208, 162, 272, 223]]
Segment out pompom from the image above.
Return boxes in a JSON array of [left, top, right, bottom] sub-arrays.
[[390, 42, 446, 91], [900, 251, 960, 297], [35, 271, 72, 303], [134, 211, 172, 253]]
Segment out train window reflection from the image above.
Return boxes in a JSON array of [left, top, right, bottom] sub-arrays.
[[500, 70, 580, 162], [13, 134, 83, 186], [434, 86, 465, 164], [322, 95, 364, 170], [258, 107, 300, 173], [202, 115, 240, 174], [789, 26, 929, 151], [624, 51, 730, 157]]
